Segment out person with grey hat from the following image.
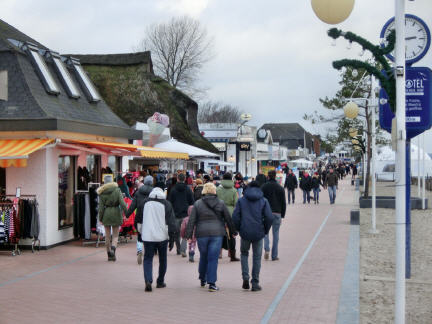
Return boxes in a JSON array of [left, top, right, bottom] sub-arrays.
[[126, 175, 154, 264], [97, 174, 128, 261]]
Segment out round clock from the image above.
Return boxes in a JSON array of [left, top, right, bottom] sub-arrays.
[[380, 14, 431, 65], [258, 129, 267, 139]]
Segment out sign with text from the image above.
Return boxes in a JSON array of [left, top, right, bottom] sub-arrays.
[[238, 142, 251, 151], [379, 67, 432, 139]]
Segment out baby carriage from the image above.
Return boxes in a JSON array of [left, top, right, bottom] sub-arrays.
[[119, 197, 136, 243]]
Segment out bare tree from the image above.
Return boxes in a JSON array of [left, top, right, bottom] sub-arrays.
[[138, 16, 214, 96], [198, 101, 243, 123]]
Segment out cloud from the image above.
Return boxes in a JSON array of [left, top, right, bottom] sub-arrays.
[[155, 0, 211, 17]]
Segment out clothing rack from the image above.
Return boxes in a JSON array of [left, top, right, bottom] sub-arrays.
[[0, 201, 20, 256]]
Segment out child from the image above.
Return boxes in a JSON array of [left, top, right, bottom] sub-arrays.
[[180, 206, 196, 262]]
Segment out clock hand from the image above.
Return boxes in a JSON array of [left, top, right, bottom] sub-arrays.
[[405, 36, 417, 40]]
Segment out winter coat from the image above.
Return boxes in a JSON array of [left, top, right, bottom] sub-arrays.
[[299, 176, 312, 192], [97, 182, 127, 226], [311, 175, 322, 190], [125, 184, 153, 220], [216, 180, 238, 215], [194, 185, 204, 201], [168, 182, 194, 219], [325, 173, 339, 187], [185, 194, 236, 239], [232, 187, 274, 242], [261, 179, 286, 218], [284, 173, 298, 190], [134, 188, 177, 242]]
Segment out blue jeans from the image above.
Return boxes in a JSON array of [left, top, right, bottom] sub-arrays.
[[303, 190, 311, 203], [328, 186, 337, 203], [287, 189, 295, 203], [197, 236, 223, 284], [264, 214, 281, 260], [143, 240, 168, 284], [237, 187, 243, 197], [137, 240, 143, 253], [313, 188, 320, 202], [240, 238, 263, 284]]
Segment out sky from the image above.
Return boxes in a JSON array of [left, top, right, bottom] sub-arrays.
[[1, 0, 432, 147]]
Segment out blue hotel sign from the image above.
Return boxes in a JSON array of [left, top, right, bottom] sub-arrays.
[[379, 67, 432, 139]]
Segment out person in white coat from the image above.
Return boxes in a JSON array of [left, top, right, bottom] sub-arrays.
[[134, 187, 177, 292]]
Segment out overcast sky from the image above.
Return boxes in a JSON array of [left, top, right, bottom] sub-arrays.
[[2, 0, 432, 147]]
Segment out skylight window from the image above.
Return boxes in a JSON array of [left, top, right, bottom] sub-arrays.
[[69, 58, 101, 102], [50, 52, 80, 99], [26, 45, 60, 95]]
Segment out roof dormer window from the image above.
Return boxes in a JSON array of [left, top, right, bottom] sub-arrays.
[[68, 58, 101, 103], [26, 44, 60, 95], [49, 51, 80, 99]]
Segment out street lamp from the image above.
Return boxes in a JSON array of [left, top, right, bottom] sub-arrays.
[[349, 128, 358, 137], [311, 0, 355, 25], [343, 101, 360, 119]]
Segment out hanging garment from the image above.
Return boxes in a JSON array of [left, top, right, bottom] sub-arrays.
[[84, 194, 91, 240], [30, 201, 40, 239]]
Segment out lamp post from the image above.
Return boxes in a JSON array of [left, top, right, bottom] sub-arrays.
[[311, 0, 355, 25]]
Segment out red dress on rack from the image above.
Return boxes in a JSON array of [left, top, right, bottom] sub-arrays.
[[120, 197, 135, 235]]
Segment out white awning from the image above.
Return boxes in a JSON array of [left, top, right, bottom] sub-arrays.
[[198, 158, 234, 166], [154, 139, 218, 157]]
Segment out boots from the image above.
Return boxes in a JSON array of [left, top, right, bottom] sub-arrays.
[[111, 246, 117, 262], [189, 251, 195, 263], [107, 250, 114, 261], [229, 249, 240, 262]]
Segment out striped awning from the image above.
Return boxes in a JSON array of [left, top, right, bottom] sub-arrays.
[[0, 139, 54, 168], [67, 140, 189, 160]]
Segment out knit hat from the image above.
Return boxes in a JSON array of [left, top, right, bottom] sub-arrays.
[[144, 175, 154, 185]]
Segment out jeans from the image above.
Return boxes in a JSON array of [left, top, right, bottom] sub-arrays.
[[104, 226, 119, 252], [143, 240, 168, 284], [287, 189, 295, 204], [264, 214, 281, 260], [237, 187, 243, 197], [328, 185, 337, 204], [175, 218, 187, 254], [313, 188, 320, 202], [302, 190, 311, 203], [137, 241, 143, 253], [240, 238, 263, 284], [197, 236, 223, 284]]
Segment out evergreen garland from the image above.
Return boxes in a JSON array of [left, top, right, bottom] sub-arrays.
[[328, 28, 396, 112]]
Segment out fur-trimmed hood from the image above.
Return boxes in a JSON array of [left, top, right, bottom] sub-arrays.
[[97, 182, 119, 195]]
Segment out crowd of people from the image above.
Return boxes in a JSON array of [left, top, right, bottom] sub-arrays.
[[96, 162, 357, 292]]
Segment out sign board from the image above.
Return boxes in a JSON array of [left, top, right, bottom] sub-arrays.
[[238, 142, 251, 151], [379, 66, 432, 139]]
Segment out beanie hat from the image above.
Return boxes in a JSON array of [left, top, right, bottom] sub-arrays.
[[144, 175, 154, 185]]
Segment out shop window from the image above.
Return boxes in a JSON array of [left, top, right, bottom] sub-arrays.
[[87, 155, 101, 183], [58, 156, 75, 229]]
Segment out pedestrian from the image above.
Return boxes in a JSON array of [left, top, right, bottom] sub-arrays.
[[135, 187, 177, 292], [216, 173, 240, 261], [299, 171, 312, 204], [284, 169, 298, 204], [311, 172, 322, 204], [125, 175, 154, 265], [97, 174, 128, 262], [232, 181, 273, 291], [168, 173, 194, 257], [261, 170, 286, 261], [352, 164, 358, 180], [235, 172, 245, 196], [185, 183, 237, 292], [325, 167, 339, 204], [255, 173, 267, 187], [180, 206, 196, 262], [194, 178, 204, 201]]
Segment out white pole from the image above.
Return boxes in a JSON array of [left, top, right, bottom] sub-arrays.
[[422, 132, 426, 209], [394, 0, 406, 322], [370, 76, 378, 233], [363, 128, 367, 192], [418, 136, 421, 197]]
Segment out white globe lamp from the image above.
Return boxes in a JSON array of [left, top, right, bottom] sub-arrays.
[[344, 101, 359, 119], [311, 0, 355, 25]]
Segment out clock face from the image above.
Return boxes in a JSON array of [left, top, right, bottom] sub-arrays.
[[258, 129, 266, 139], [381, 14, 431, 64]]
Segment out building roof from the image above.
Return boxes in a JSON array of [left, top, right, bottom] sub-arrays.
[[259, 123, 308, 142], [0, 19, 141, 139], [68, 52, 152, 67]]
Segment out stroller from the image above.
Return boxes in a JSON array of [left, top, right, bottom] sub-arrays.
[[119, 197, 136, 243]]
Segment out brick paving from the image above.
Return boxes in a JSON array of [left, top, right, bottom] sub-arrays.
[[0, 180, 355, 324]]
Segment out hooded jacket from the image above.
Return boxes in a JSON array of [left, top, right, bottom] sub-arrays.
[[125, 183, 153, 220], [216, 180, 238, 215], [232, 187, 274, 242], [168, 182, 194, 219], [284, 173, 298, 190], [185, 194, 236, 239], [134, 188, 177, 242], [299, 174, 312, 191], [97, 182, 128, 226], [261, 179, 287, 217]]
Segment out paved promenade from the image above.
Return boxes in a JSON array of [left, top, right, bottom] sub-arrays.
[[0, 179, 356, 324]]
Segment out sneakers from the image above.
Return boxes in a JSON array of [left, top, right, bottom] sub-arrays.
[[189, 253, 194, 263], [272, 257, 280, 261], [208, 284, 219, 292], [145, 281, 152, 292], [156, 282, 166, 288], [251, 284, 262, 292], [200, 280, 206, 287], [264, 251, 269, 260], [181, 252, 187, 258], [242, 280, 250, 290], [137, 251, 143, 265]]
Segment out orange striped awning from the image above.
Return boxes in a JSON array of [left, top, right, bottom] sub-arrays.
[[0, 139, 54, 168]]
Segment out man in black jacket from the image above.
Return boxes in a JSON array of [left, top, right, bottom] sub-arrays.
[[284, 169, 298, 204], [168, 173, 194, 256], [299, 171, 312, 204], [261, 170, 286, 261]]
